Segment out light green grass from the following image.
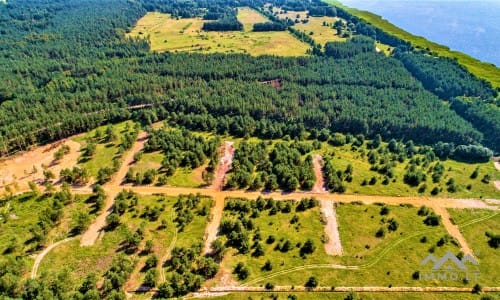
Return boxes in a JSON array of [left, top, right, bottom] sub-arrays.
[[327, 0, 500, 88], [73, 121, 134, 178], [320, 141, 500, 199], [127, 8, 310, 56], [448, 208, 500, 286], [133, 151, 163, 172], [220, 200, 466, 288], [218, 198, 331, 285], [40, 195, 180, 288], [166, 167, 205, 188], [0, 192, 93, 276]]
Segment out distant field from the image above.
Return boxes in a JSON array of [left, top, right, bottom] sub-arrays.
[[326, 0, 500, 88], [270, 7, 345, 46], [127, 8, 309, 56]]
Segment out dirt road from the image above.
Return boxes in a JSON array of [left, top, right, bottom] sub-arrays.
[[31, 237, 75, 279], [312, 154, 326, 193], [80, 131, 148, 246], [431, 205, 475, 257], [203, 141, 235, 255], [319, 199, 343, 255]]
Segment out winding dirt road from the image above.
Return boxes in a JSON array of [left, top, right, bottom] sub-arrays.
[[31, 237, 75, 279]]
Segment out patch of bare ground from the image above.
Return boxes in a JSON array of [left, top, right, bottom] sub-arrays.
[[210, 141, 234, 192], [0, 139, 80, 195], [319, 199, 343, 255], [80, 131, 148, 246], [312, 154, 326, 193], [202, 141, 235, 255]]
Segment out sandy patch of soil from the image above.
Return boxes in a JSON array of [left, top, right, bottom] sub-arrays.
[[312, 154, 326, 193], [319, 199, 342, 255], [0, 139, 81, 195]]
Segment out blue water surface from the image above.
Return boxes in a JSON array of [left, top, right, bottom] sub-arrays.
[[340, 0, 500, 66]]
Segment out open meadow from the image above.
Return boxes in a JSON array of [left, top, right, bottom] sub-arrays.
[[127, 8, 310, 56]]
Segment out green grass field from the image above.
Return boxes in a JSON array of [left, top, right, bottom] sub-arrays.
[[448, 208, 500, 287], [326, 0, 500, 88], [216, 199, 470, 288], [73, 121, 134, 178], [40, 194, 211, 290], [127, 8, 310, 56], [0, 192, 93, 277], [319, 141, 500, 199], [217, 197, 330, 286]]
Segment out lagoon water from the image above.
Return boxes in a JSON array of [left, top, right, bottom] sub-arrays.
[[340, 0, 500, 66]]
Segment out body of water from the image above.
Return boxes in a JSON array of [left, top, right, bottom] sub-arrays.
[[340, 0, 500, 66]]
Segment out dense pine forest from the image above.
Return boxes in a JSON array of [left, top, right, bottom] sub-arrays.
[[0, 0, 498, 159]]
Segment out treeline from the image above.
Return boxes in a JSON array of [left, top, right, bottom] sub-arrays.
[[0, 0, 496, 156], [253, 22, 286, 31], [202, 17, 243, 31], [394, 51, 496, 100], [450, 98, 500, 153]]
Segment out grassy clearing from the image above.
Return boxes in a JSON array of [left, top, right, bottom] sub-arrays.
[[319, 141, 500, 199], [217, 197, 332, 285], [269, 6, 345, 47], [448, 208, 500, 286], [73, 121, 134, 178], [40, 194, 212, 290], [211, 292, 492, 300], [218, 200, 469, 288], [0, 192, 93, 276], [326, 0, 500, 88], [127, 8, 309, 56]]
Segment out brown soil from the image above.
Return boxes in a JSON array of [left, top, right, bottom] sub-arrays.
[[0, 139, 80, 195], [431, 205, 475, 257], [312, 154, 326, 193], [319, 199, 342, 255], [210, 141, 234, 192]]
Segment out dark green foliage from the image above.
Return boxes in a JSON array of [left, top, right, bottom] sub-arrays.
[[423, 213, 441, 226], [300, 238, 316, 256], [253, 22, 286, 31], [234, 262, 250, 280], [325, 36, 375, 59], [485, 232, 499, 249], [394, 51, 496, 100], [305, 276, 318, 288]]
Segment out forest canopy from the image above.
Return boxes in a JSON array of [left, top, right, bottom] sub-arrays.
[[0, 0, 498, 157]]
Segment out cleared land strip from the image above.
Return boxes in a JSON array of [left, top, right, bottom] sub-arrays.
[[204, 141, 235, 255], [319, 199, 343, 255], [432, 205, 475, 257], [31, 237, 75, 279], [80, 131, 148, 246]]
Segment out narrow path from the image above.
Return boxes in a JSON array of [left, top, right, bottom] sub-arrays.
[[312, 154, 326, 193], [196, 285, 500, 295], [431, 205, 475, 257], [203, 141, 234, 255], [31, 237, 75, 279], [160, 210, 178, 283], [80, 131, 148, 246], [319, 199, 342, 255], [210, 141, 234, 192]]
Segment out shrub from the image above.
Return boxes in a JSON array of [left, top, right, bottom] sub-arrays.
[[305, 276, 318, 288]]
